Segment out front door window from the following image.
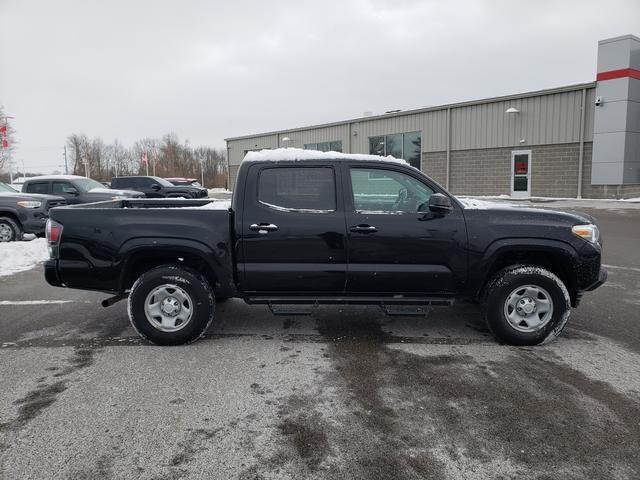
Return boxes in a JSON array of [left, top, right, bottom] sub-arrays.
[[350, 168, 433, 214]]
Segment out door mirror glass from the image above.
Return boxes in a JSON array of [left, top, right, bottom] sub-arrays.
[[428, 193, 453, 214]]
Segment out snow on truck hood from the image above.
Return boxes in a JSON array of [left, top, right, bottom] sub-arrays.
[[457, 197, 597, 225], [457, 197, 518, 209], [243, 147, 409, 165]]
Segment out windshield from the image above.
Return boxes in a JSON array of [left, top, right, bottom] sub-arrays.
[[0, 182, 18, 193], [77, 178, 108, 192], [151, 176, 175, 187]]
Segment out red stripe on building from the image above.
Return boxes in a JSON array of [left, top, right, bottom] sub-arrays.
[[596, 68, 640, 81]]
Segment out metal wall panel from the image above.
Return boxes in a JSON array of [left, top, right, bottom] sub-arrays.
[[449, 90, 587, 150], [227, 85, 596, 166]]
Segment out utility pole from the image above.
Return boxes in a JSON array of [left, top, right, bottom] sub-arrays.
[[201, 154, 205, 187], [63, 146, 68, 174]]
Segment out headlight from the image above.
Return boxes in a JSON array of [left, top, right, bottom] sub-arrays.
[[111, 196, 126, 200], [572, 224, 599, 243], [17, 200, 42, 209]]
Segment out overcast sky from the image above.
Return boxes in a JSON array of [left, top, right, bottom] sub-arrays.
[[1, 0, 639, 173]]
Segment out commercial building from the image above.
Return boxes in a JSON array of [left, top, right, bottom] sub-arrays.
[[226, 34, 640, 199]]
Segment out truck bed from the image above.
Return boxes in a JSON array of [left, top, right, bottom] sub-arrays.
[[47, 198, 234, 295]]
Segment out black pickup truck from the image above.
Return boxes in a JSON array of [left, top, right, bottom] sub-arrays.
[[44, 150, 606, 346]]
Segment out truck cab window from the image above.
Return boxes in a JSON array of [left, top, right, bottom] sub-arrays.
[[52, 182, 76, 195], [350, 168, 433, 213], [258, 167, 336, 212], [25, 182, 49, 194]]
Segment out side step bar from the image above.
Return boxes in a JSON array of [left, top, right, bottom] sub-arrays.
[[247, 296, 454, 317], [246, 296, 454, 306]]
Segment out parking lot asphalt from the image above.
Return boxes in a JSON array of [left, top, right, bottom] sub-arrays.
[[1, 207, 639, 479]]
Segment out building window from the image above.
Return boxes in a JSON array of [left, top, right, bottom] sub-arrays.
[[304, 141, 342, 152], [368, 132, 422, 169]]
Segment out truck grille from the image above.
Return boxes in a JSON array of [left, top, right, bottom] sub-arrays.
[[46, 200, 67, 211]]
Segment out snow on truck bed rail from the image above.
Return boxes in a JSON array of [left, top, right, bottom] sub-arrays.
[[243, 147, 408, 165]]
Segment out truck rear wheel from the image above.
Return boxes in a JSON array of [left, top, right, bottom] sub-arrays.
[[483, 266, 570, 346], [128, 265, 215, 345], [0, 216, 23, 242]]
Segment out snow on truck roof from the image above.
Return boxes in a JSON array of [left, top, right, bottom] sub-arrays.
[[243, 148, 408, 165], [23, 174, 87, 181]]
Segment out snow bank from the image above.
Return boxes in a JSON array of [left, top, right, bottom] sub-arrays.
[[208, 188, 231, 195], [0, 238, 49, 277], [243, 147, 408, 165]]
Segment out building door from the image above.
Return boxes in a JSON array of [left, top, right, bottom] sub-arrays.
[[511, 150, 531, 197]]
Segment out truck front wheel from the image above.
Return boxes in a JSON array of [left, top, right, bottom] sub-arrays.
[[0, 216, 23, 242], [483, 266, 570, 346], [128, 265, 215, 345]]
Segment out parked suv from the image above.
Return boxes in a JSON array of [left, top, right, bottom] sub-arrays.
[[110, 176, 208, 198], [22, 175, 144, 204], [0, 181, 66, 241]]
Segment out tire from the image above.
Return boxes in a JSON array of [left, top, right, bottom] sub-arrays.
[[128, 265, 215, 345], [0, 216, 23, 242], [482, 265, 570, 346]]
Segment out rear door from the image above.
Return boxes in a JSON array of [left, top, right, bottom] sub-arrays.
[[238, 163, 347, 293], [344, 164, 467, 295]]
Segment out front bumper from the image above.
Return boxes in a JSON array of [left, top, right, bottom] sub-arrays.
[[584, 267, 607, 291], [20, 212, 48, 235]]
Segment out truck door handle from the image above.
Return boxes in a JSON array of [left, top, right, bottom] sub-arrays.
[[349, 224, 378, 233], [250, 223, 279, 233]]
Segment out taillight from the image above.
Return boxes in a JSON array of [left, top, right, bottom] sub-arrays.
[[46, 219, 63, 258], [46, 219, 62, 243]]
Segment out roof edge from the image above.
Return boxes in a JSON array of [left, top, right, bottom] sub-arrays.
[[225, 81, 596, 142]]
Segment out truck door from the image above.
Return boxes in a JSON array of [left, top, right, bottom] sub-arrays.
[[239, 163, 347, 293], [344, 165, 467, 295]]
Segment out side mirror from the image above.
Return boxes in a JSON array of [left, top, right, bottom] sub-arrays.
[[66, 187, 79, 196], [428, 193, 453, 214], [151, 183, 161, 191]]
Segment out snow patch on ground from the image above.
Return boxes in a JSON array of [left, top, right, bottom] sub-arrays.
[[0, 238, 49, 277]]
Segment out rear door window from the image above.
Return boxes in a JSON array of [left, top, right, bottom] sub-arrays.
[[113, 178, 133, 189], [258, 167, 336, 212], [135, 178, 154, 189], [25, 182, 49, 194]]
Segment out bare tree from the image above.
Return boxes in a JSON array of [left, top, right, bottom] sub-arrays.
[[66, 132, 227, 187]]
